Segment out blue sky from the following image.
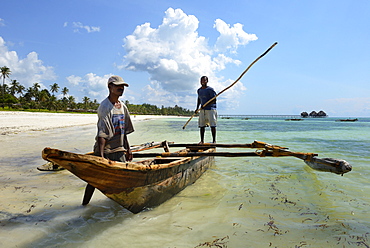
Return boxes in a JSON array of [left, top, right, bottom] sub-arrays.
[[1, 0, 369, 117]]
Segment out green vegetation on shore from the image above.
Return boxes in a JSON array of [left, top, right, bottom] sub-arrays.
[[0, 66, 193, 116]]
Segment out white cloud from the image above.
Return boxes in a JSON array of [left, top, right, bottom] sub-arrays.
[[0, 18, 5, 27], [214, 19, 258, 53], [141, 82, 195, 108], [66, 75, 82, 86], [122, 8, 257, 110], [66, 73, 111, 101], [0, 36, 56, 88], [63, 21, 101, 33], [66, 73, 140, 103]]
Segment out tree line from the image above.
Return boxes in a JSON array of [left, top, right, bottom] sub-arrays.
[[0, 66, 193, 116]]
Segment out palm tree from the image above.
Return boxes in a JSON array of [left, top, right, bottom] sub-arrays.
[[39, 89, 50, 109], [82, 96, 90, 110], [17, 84, 25, 97], [50, 83, 59, 97], [10, 80, 20, 96], [24, 87, 35, 101], [1, 66, 11, 108], [61, 87, 69, 97], [32, 83, 41, 107], [47, 95, 58, 111], [32, 82, 41, 92], [67, 95, 76, 110], [92, 99, 99, 110]]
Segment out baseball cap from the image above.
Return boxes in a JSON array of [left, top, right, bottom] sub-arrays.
[[107, 75, 129, 87]]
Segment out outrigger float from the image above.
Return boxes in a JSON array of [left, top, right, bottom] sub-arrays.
[[42, 140, 352, 214]]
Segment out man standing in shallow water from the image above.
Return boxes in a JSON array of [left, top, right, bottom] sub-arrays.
[[93, 75, 134, 161], [83, 75, 134, 205], [196, 76, 217, 144]]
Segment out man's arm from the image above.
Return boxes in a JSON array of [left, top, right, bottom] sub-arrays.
[[124, 134, 133, 161], [97, 137, 106, 158], [196, 97, 201, 111]]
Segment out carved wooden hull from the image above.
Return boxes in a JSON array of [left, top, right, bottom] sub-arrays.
[[42, 147, 215, 213]]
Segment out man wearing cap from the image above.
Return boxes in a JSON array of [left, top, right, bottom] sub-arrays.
[[83, 75, 134, 205], [93, 75, 134, 161]]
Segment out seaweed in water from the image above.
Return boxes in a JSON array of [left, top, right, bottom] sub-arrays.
[[194, 236, 229, 248]]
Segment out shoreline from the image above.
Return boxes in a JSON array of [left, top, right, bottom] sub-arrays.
[[0, 111, 174, 135]]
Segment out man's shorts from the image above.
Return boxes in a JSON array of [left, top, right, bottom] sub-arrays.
[[198, 109, 217, 128], [94, 151, 126, 162], [105, 151, 126, 162]]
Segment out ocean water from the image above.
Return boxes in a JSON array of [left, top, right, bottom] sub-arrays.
[[1, 117, 370, 247]]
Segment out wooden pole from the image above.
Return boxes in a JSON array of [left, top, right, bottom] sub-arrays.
[[133, 151, 276, 158], [132, 150, 351, 175], [183, 42, 278, 129]]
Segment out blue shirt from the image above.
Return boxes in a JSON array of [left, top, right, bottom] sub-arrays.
[[197, 86, 217, 110]]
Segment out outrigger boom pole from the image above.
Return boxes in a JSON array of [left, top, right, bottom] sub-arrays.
[[133, 140, 352, 176]]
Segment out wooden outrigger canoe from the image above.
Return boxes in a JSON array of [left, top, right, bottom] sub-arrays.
[[42, 140, 352, 213], [42, 144, 215, 214]]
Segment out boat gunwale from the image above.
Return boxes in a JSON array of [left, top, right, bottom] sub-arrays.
[[42, 147, 215, 172]]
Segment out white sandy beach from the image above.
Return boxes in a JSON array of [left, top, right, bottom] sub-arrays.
[[0, 111, 168, 135]]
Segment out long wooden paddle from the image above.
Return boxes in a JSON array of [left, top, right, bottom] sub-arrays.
[[183, 42, 278, 129]]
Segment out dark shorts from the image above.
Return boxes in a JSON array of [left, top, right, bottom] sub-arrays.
[[94, 151, 126, 162], [105, 151, 126, 162]]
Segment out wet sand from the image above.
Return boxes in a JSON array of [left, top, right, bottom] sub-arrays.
[[0, 111, 168, 135]]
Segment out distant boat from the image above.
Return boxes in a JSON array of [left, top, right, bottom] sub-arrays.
[[335, 118, 358, 122], [285, 118, 303, 121]]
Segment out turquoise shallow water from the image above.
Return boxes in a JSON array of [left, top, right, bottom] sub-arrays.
[[1, 117, 369, 247]]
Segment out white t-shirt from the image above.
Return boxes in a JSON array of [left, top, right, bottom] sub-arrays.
[[93, 97, 134, 154]]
